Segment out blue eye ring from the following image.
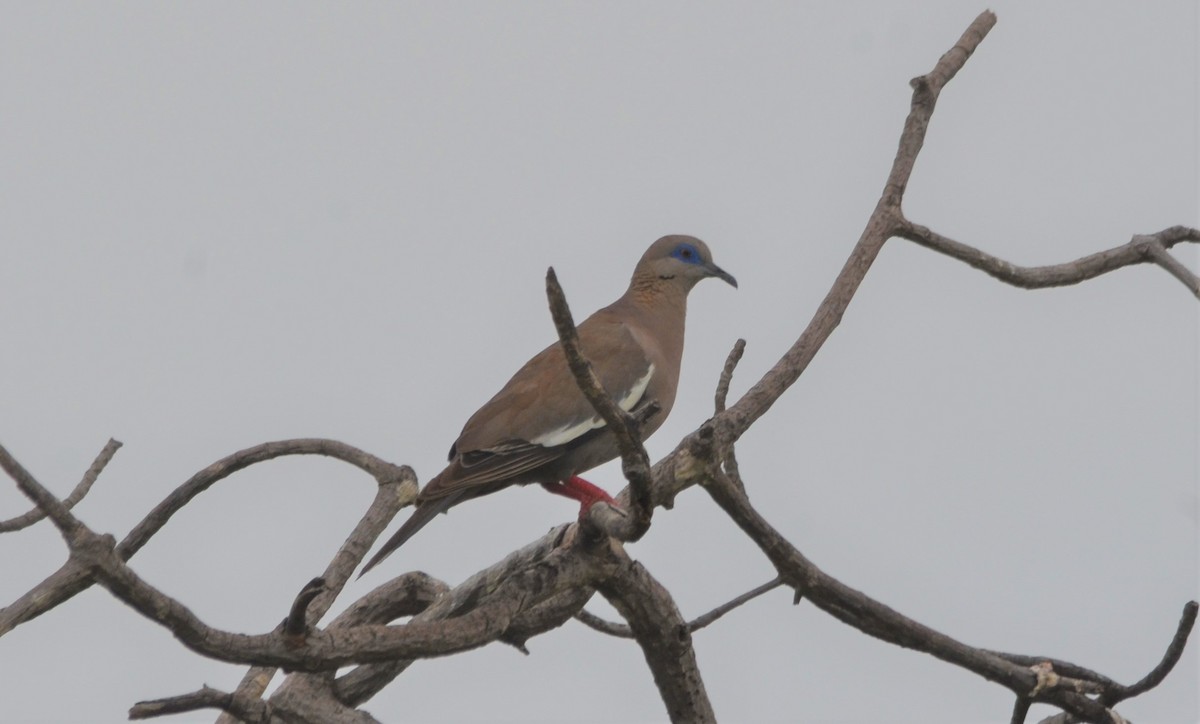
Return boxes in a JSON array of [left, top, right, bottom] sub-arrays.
[[670, 243, 701, 264]]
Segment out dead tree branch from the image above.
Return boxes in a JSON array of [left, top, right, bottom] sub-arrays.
[[898, 221, 1200, 297], [1, 447, 610, 674], [715, 11, 997, 447], [700, 468, 1168, 724], [219, 461, 420, 719], [576, 575, 783, 638], [0, 438, 121, 533], [130, 685, 271, 722], [1, 438, 415, 636]]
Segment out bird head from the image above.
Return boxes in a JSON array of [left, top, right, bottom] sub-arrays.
[[634, 235, 738, 292]]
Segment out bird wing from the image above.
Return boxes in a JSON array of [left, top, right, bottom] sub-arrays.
[[419, 315, 653, 501]]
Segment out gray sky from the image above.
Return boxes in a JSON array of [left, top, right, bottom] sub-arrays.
[[2, 2, 1197, 722]]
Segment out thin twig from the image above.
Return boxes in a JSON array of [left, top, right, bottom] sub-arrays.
[[574, 608, 634, 638], [0, 443, 84, 538], [1108, 600, 1198, 704], [131, 685, 268, 721], [690, 577, 783, 632], [714, 339, 747, 492], [576, 576, 783, 638], [897, 221, 1200, 296], [0, 438, 122, 533], [714, 339, 746, 414]]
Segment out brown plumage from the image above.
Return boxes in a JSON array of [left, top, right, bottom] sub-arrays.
[[361, 235, 735, 574]]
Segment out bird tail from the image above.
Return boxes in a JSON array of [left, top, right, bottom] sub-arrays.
[[358, 491, 464, 577]]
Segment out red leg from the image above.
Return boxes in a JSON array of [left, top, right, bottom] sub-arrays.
[[540, 476, 618, 518]]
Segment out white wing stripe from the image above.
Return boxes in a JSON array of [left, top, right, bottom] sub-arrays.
[[530, 364, 655, 448]]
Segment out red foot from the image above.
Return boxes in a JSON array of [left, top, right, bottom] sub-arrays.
[[541, 476, 619, 518]]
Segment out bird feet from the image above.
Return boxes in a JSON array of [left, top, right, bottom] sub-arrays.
[[541, 476, 619, 519]]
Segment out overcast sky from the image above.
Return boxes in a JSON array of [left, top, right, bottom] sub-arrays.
[[2, 2, 1197, 722]]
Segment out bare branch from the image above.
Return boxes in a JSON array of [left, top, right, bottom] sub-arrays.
[[212, 669, 274, 724], [719, 11, 998, 444], [130, 685, 269, 721], [0, 442, 86, 538], [1138, 233, 1200, 297], [897, 221, 1200, 296], [332, 526, 577, 705], [545, 267, 655, 541], [2, 439, 415, 636], [218, 470, 417, 723], [120, 439, 416, 561], [576, 575, 783, 638], [595, 560, 715, 723], [6, 11, 1195, 724], [69, 516, 607, 670], [0, 438, 121, 533], [284, 578, 327, 636], [6, 444, 513, 669], [335, 572, 450, 628], [714, 339, 747, 492], [988, 651, 1121, 694], [689, 576, 783, 632], [701, 469, 1123, 723], [714, 339, 745, 414], [1107, 600, 1197, 704], [990, 584, 1197, 722], [261, 572, 454, 722], [574, 608, 633, 638]]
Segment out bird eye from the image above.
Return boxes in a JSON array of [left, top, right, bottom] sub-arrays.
[[671, 243, 700, 264]]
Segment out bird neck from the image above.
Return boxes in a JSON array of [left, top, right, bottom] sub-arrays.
[[621, 275, 690, 318]]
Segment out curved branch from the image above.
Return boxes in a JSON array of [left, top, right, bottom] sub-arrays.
[[1109, 600, 1198, 704], [701, 469, 1181, 724], [120, 439, 415, 560], [196, 453, 420, 723], [897, 221, 1200, 296], [717, 11, 998, 444], [1, 439, 415, 636], [0, 438, 121, 533], [1, 442, 87, 537]]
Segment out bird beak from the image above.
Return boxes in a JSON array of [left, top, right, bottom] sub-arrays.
[[707, 263, 738, 288]]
